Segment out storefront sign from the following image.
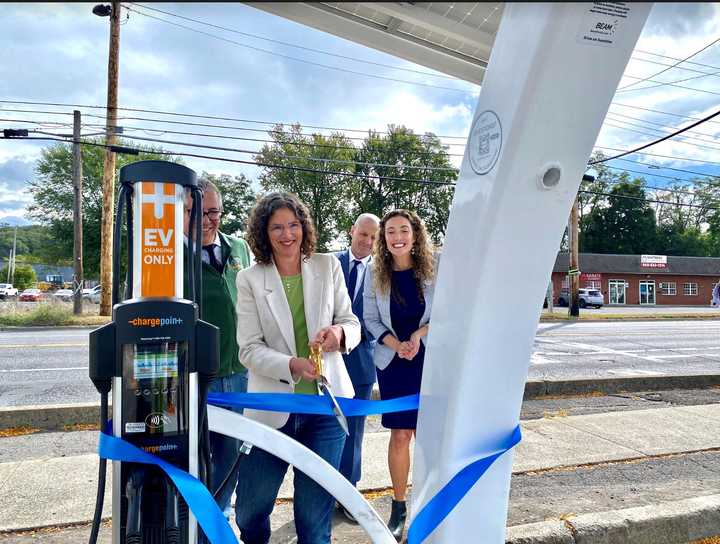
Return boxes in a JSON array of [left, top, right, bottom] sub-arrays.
[[641, 254, 667, 269], [580, 273, 602, 281]]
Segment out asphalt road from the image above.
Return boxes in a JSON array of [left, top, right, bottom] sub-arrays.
[[532, 320, 720, 381], [1, 319, 720, 407]]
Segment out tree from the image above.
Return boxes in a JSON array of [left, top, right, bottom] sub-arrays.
[[581, 180, 657, 254], [254, 124, 357, 251], [0, 225, 55, 264], [198, 172, 257, 236], [350, 125, 456, 244], [27, 140, 183, 278], [1, 264, 36, 290]]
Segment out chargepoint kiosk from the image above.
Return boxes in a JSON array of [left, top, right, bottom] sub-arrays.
[[89, 161, 219, 544]]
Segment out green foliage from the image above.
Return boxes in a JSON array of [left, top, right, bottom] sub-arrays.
[[254, 124, 457, 250], [0, 301, 72, 326], [27, 140, 182, 277], [350, 125, 456, 245], [0, 264, 37, 290], [0, 225, 55, 263], [581, 180, 657, 254], [255, 124, 357, 251], [198, 172, 257, 237]]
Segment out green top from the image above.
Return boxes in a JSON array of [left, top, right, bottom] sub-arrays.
[[281, 274, 317, 395]]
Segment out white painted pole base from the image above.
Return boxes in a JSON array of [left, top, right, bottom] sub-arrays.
[[208, 405, 396, 543], [411, 3, 652, 543]]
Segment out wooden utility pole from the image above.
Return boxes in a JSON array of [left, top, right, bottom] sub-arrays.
[[72, 110, 83, 316], [569, 196, 580, 318], [99, 0, 121, 316]]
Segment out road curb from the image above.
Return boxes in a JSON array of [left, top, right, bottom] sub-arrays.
[[3, 374, 720, 431], [524, 374, 720, 399], [506, 493, 720, 543]]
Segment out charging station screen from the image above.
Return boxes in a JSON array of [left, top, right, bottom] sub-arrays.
[[133, 343, 179, 380], [121, 341, 188, 437]]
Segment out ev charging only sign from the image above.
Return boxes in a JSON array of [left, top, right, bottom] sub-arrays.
[[137, 182, 183, 298]]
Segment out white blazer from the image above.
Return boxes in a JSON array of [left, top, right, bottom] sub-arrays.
[[235, 252, 361, 428], [363, 255, 439, 371]]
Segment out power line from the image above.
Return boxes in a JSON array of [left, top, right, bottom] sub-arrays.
[[616, 67, 720, 94], [618, 36, 720, 91], [634, 49, 720, 73], [629, 55, 720, 79], [579, 189, 720, 211], [0, 116, 469, 159], [610, 102, 720, 126], [8, 102, 720, 173], [615, 73, 720, 97], [601, 120, 720, 153], [594, 146, 720, 167], [126, 2, 462, 82], [589, 107, 720, 165], [32, 128, 461, 174], [0, 107, 469, 146], [3, 134, 457, 187], [612, 157, 719, 179], [0, 99, 470, 140], [122, 4, 475, 95], [605, 111, 720, 139]]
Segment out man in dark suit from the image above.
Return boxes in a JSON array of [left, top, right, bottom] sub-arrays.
[[335, 212, 380, 522]]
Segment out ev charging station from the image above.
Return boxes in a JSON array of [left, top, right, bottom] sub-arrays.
[[89, 161, 219, 544], [87, 3, 654, 543]]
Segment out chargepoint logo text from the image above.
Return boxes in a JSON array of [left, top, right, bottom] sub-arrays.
[[128, 316, 184, 328]]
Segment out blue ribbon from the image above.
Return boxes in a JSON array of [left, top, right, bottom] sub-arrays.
[[98, 392, 520, 544], [98, 432, 236, 544], [208, 391, 420, 416], [406, 425, 522, 544]]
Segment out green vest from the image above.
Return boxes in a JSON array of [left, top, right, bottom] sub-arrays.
[[184, 232, 252, 377]]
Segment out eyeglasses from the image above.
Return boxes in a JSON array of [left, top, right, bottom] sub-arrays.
[[185, 208, 222, 220]]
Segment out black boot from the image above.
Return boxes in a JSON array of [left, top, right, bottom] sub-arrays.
[[387, 499, 407, 542]]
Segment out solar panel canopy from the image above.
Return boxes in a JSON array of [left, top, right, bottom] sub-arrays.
[[245, 2, 505, 85]]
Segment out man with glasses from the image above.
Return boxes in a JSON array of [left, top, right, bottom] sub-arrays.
[[183, 178, 252, 523]]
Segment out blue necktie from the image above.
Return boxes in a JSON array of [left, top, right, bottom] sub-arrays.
[[347, 259, 360, 301]]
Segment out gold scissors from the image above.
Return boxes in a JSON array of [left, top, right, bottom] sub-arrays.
[[309, 344, 350, 436]]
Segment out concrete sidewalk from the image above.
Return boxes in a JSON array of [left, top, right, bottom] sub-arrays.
[[2, 403, 720, 543]]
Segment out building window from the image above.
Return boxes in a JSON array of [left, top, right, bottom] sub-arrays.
[[585, 280, 602, 290], [660, 282, 676, 295], [684, 282, 698, 296]]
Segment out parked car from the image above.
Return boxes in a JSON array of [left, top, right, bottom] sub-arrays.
[[83, 285, 102, 301], [18, 288, 46, 302], [557, 288, 604, 308], [0, 283, 18, 299], [89, 287, 102, 304], [52, 289, 74, 302]]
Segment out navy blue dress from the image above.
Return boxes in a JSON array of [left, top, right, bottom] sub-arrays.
[[377, 268, 425, 429]]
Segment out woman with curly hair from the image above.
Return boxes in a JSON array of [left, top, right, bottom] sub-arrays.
[[234, 192, 360, 544], [363, 209, 437, 541]]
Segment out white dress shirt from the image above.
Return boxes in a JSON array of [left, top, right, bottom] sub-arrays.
[[348, 249, 371, 302]]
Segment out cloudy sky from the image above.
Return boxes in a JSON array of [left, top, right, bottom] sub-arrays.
[[1, 2, 719, 226]]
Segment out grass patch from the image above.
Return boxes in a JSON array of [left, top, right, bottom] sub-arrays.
[[0, 425, 41, 437], [0, 302, 110, 327]]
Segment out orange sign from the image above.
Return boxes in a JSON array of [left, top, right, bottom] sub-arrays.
[[140, 182, 178, 297]]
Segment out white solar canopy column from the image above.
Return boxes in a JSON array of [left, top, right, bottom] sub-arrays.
[[246, 2, 651, 542]]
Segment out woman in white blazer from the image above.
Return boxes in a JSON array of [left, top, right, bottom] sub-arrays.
[[234, 193, 360, 544], [363, 209, 437, 542]]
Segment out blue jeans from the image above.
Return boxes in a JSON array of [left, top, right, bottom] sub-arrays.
[[207, 372, 247, 514], [234, 413, 347, 544], [339, 383, 373, 486]]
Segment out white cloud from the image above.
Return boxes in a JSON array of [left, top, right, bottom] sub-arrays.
[[2, 2, 720, 224]]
